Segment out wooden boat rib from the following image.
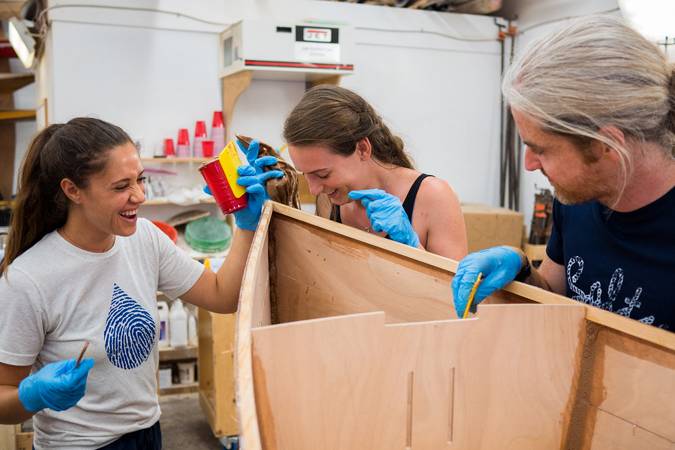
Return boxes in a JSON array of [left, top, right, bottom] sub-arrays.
[[235, 202, 675, 450]]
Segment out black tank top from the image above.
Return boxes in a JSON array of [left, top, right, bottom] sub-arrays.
[[332, 173, 433, 227]]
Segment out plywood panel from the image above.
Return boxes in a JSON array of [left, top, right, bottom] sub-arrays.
[[251, 304, 585, 450], [562, 325, 675, 449], [272, 214, 457, 323], [580, 327, 675, 446], [503, 282, 675, 350], [589, 409, 673, 450]]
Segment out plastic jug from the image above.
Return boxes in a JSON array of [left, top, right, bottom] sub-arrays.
[[158, 301, 170, 349], [188, 311, 198, 347], [170, 299, 188, 348]]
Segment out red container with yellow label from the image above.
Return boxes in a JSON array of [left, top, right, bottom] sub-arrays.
[[199, 140, 248, 214]]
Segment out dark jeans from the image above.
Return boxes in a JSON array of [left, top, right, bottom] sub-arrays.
[[98, 421, 162, 450], [32, 421, 162, 450]]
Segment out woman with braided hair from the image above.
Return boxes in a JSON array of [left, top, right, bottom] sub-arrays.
[[284, 84, 468, 260]]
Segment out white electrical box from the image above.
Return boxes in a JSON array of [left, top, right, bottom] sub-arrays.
[[220, 20, 354, 81]]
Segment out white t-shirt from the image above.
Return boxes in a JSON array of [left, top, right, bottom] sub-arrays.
[[0, 218, 204, 449]]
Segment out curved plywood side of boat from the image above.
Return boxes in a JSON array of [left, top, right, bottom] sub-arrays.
[[236, 204, 274, 450], [235, 202, 675, 450]]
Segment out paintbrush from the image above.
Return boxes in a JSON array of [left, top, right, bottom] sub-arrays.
[[76, 341, 89, 368], [462, 273, 483, 319]]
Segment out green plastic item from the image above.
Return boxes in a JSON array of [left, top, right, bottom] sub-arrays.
[[184, 216, 232, 253]]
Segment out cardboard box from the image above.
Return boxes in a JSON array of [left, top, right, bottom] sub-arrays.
[[461, 204, 524, 253]]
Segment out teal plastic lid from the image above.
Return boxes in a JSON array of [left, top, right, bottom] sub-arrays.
[[184, 216, 232, 253]]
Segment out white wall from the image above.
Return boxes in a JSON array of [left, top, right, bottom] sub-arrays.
[[46, 0, 226, 157], [34, 0, 503, 209]]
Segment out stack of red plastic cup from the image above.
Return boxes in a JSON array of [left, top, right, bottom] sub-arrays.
[[163, 138, 176, 157], [211, 111, 225, 154], [201, 140, 215, 158], [177, 128, 190, 157], [193, 120, 207, 157]]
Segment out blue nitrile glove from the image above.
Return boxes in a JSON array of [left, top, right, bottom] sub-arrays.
[[348, 189, 420, 248], [18, 358, 95, 413], [232, 139, 283, 231], [451, 246, 523, 317]]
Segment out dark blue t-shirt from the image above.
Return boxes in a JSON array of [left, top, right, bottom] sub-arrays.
[[547, 187, 675, 330]]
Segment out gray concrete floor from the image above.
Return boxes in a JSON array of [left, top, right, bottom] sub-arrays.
[[160, 393, 222, 450]]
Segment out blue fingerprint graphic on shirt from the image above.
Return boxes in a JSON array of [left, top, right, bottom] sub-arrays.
[[104, 284, 156, 370]]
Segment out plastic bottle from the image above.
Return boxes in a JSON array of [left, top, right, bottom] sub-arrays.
[[169, 299, 188, 347], [157, 301, 170, 348], [211, 111, 225, 153], [188, 310, 198, 346]]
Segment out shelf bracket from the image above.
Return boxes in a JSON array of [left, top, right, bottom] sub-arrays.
[[221, 70, 253, 141]]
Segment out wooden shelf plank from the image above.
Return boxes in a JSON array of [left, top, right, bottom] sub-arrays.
[[159, 382, 199, 396], [141, 157, 212, 164], [0, 73, 34, 94], [15, 430, 32, 450], [0, 109, 35, 122], [159, 345, 198, 362]]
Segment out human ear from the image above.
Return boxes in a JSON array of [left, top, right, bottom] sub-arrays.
[[598, 126, 626, 156], [60, 178, 82, 204], [355, 137, 373, 161]]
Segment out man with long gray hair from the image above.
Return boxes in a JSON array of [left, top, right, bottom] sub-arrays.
[[452, 15, 675, 330]]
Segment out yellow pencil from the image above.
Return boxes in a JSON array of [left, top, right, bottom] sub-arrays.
[[462, 273, 483, 319]]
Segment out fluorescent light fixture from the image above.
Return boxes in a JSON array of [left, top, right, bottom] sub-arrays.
[[8, 17, 36, 68], [618, 0, 675, 42]]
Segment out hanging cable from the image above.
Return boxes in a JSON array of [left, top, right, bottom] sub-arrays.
[[36, 4, 231, 28], [499, 22, 519, 209], [497, 19, 506, 207], [508, 22, 519, 211]]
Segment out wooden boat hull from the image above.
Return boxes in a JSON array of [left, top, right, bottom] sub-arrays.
[[235, 202, 675, 450]]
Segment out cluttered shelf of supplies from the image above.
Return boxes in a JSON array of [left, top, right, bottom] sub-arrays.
[[0, 51, 37, 210], [160, 345, 198, 362], [157, 288, 201, 396]]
